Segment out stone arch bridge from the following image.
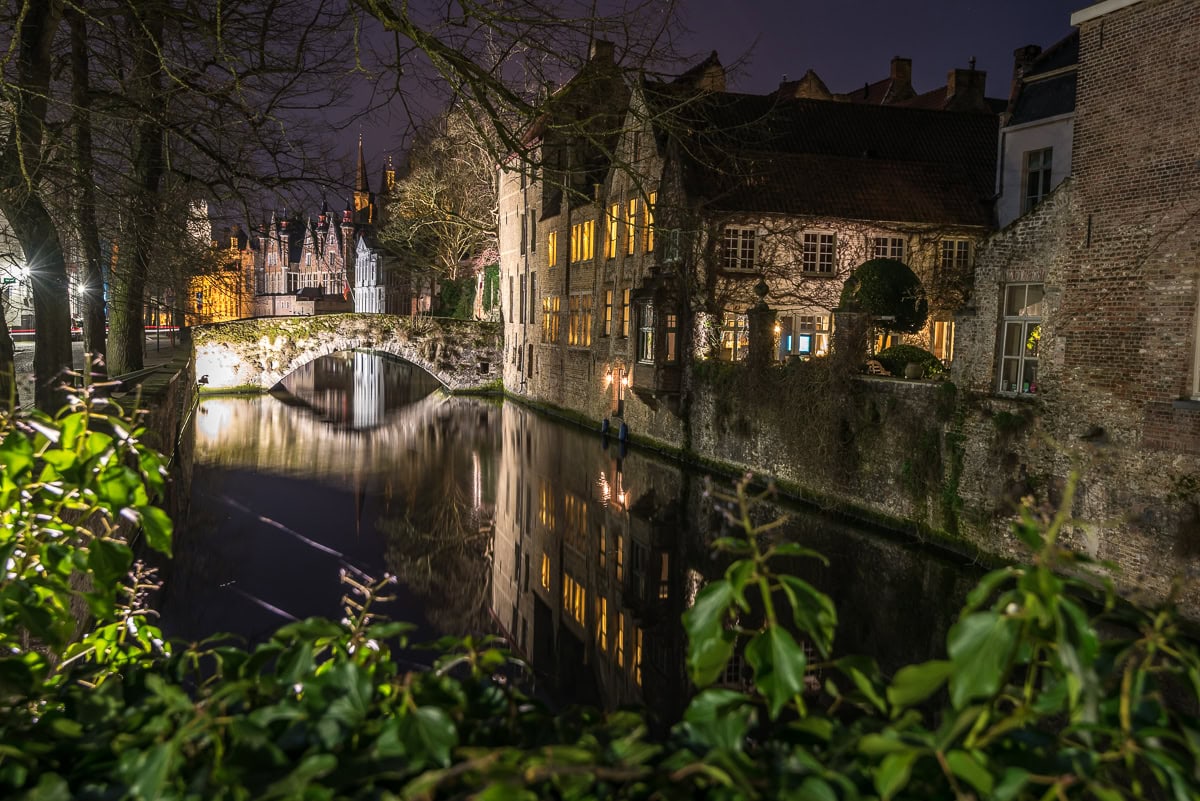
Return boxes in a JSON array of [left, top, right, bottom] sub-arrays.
[[192, 314, 502, 392]]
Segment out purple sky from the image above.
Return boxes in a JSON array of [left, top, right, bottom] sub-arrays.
[[675, 0, 1079, 97], [344, 0, 1081, 200]]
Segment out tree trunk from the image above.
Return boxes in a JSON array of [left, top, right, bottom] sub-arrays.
[[0, 299, 17, 410], [0, 0, 72, 411], [107, 8, 165, 376], [69, 8, 107, 374]]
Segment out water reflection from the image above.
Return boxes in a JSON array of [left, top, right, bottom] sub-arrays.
[[166, 351, 979, 720]]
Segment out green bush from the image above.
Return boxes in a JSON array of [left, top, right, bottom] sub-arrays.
[[841, 258, 929, 334], [2, 397, 1198, 800], [437, 275, 476, 319], [875, 343, 945, 378]]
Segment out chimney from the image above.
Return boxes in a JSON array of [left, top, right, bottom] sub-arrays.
[[888, 57, 914, 102], [945, 66, 988, 111], [1012, 45, 1042, 81], [588, 39, 614, 63]]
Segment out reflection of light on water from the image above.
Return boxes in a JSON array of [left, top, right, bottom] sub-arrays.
[[472, 451, 482, 511], [195, 398, 237, 441], [597, 472, 611, 506]]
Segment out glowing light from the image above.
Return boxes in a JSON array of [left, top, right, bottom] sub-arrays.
[[620, 376, 629, 388], [604, 371, 613, 385], [773, 323, 781, 335]]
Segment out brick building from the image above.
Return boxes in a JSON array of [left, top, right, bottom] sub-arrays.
[[953, 0, 1200, 605], [499, 42, 1000, 437]]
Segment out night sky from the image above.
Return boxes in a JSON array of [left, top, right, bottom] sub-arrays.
[[343, 0, 1081, 203]]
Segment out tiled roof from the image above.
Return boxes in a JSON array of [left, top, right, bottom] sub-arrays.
[[649, 90, 998, 225]]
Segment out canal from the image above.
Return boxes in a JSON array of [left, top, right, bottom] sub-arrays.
[[160, 350, 980, 721]]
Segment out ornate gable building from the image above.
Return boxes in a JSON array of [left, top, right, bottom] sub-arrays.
[[499, 42, 999, 440]]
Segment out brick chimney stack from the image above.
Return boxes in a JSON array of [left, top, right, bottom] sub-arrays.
[[888, 57, 915, 102], [945, 65, 988, 111]]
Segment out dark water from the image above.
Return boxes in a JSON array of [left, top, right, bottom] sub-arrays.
[[161, 351, 980, 718]]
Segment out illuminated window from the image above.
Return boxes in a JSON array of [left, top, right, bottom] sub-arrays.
[[598, 525, 607, 569], [1023, 148, 1053, 214], [568, 294, 593, 346], [720, 313, 749, 361], [645, 192, 656, 252], [802, 232, 835, 274], [658, 553, 670, 600], [998, 283, 1043, 395], [722, 227, 756, 271], [598, 596, 608, 652], [542, 295, 561, 343], [539, 482, 557, 528], [873, 236, 905, 260], [616, 533, 624, 581], [570, 220, 595, 262], [787, 313, 830, 357], [548, 231, 557, 266], [621, 289, 631, 337], [606, 204, 619, 259], [540, 553, 550, 590], [664, 313, 678, 363], [931, 319, 955, 364], [626, 199, 639, 255], [634, 627, 643, 685], [562, 573, 587, 626], [602, 290, 613, 336]]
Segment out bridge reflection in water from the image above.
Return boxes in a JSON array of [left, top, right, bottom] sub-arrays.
[[164, 351, 979, 720]]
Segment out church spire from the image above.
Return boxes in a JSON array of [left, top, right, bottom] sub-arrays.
[[353, 132, 371, 219]]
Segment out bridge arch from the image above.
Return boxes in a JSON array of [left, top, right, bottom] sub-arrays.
[[192, 314, 502, 393]]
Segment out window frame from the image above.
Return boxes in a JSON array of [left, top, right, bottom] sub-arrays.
[[872, 236, 905, 261], [1022, 147, 1053, 214], [721, 226, 757, 272], [636, 301, 654, 364], [997, 283, 1043, 396], [801, 231, 835, 274]]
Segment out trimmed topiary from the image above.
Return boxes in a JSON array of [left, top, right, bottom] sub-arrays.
[[875, 343, 945, 378]]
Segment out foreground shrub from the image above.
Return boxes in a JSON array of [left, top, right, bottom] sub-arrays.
[[1, 396, 1197, 800]]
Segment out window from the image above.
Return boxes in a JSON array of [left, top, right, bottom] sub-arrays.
[[539, 482, 556, 528], [785, 312, 830, 357], [626, 199, 639, 255], [720, 313, 749, 361], [1023, 148, 1053, 214], [941, 239, 971, 276], [568, 294, 593, 346], [570, 220, 595, 262], [606, 203, 619, 259], [634, 627, 643, 685], [998, 283, 1043, 395], [621, 289, 631, 337], [664, 313, 678, 362], [542, 295, 561, 343], [603, 289, 613, 336], [540, 553, 550, 591], [637, 302, 654, 363], [519, 213, 526, 255], [616, 532, 624, 581], [528, 272, 537, 324], [722, 226, 756, 271], [873, 236, 905, 260], [562, 573, 586, 626], [519, 275, 526, 324], [598, 596, 608, 652], [931, 320, 955, 364], [547, 231, 557, 267], [802, 232, 835, 273], [616, 613, 626, 667], [645, 192, 656, 252], [530, 215, 537, 252]]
